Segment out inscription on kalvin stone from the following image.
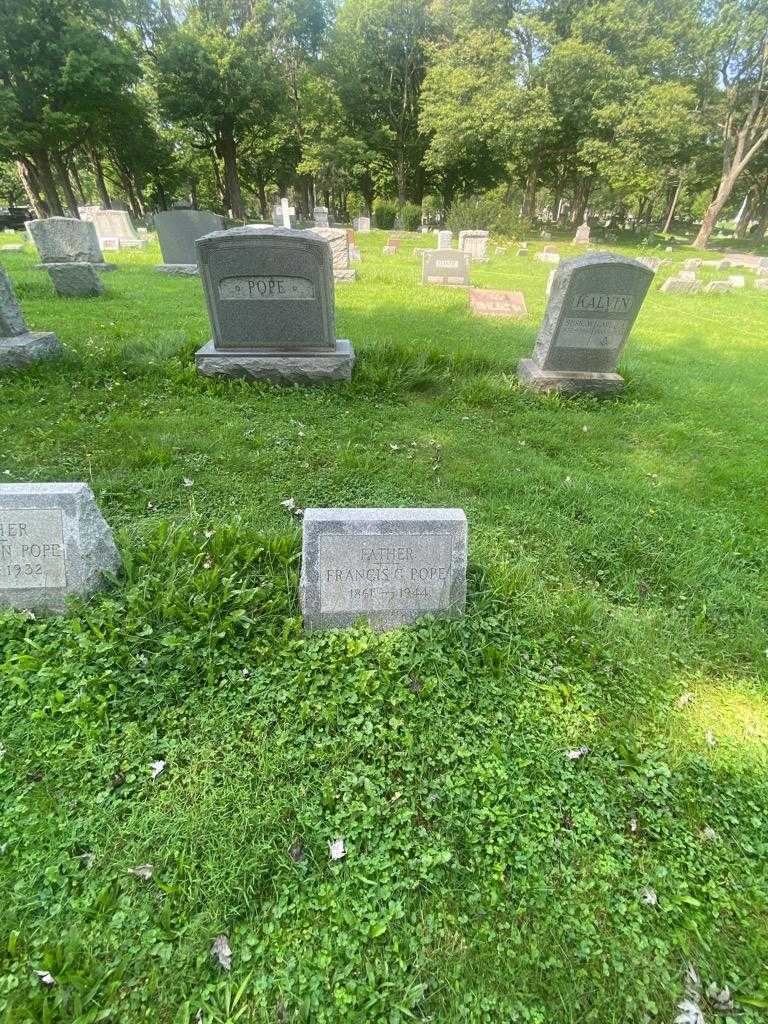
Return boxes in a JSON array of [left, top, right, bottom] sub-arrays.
[[301, 508, 467, 630], [0, 509, 66, 589], [219, 276, 315, 300]]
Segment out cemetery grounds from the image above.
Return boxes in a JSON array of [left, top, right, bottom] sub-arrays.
[[0, 230, 767, 1022]]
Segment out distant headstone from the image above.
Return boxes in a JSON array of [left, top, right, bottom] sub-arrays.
[[437, 230, 453, 249], [45, 262, 104, 298], [349, 245, 361, 262], [727, 274, 746, 288], [0, 267, 61, 370], [572, 221, 591, 244], [678, 270, 697, 282], [458, 230, 489, 261], [682, 258, 702, 271], [194, 226, 354, 384], [1, 245, 23, 253], [300, 507, 468, 631], [538, 251, 561, 264], [517, 252, 653, 396], [80, 208, 147, 249], [354, 216, 371, 233], [754, 278, 768, 290], [273, 198, 296, 229], [0, 483, 121, 613], [494, 246, 508, 255], [638, 257, 661, 271], [470, 288, 527, 318], [704, 281, 732, 293], [28, 217, 114, 271], [155, 209, 224, 274], [313, 207, 329, 227], [540, 230, 552, 241], [660, 276, 701, 294], [311, 227, 356, 283], [421, 250, 470, 287], [516, 246, 529, 257]]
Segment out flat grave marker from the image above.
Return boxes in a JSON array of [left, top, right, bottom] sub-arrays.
[[470, 288, 527, 318]]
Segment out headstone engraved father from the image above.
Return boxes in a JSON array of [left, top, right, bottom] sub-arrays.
[[517, 252, 652, 395], [301, 508, 467, 631], [0, 483, 121, 613], [195, 226, 355, 383]]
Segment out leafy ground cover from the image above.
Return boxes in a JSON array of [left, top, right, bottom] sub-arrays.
[[0, 231, 767, 1023]]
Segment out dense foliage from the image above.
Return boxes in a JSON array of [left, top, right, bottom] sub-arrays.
[[0, 0, 767, 245]]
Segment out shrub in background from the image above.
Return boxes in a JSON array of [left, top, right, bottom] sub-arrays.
[[446, 195, 521, 237], [374, 200, 397, 230], [400, 202, 423, 231]]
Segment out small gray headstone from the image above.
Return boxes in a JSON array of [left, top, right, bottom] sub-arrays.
[[301, 507, 468, 631], [458, 230, 489, 261], [538, 251, 561, 264], [682, 258, 702, 271], [45, 262, 104, 298], [28, 217, 114, 270], [0, 483, 121, 613], [572, 222, 590, 244], [704, 281, 732, 294], [518, 252, 653, 396], [437, 230, 453, 249], [354, 216, 371, 232], [660, 277, 701, 294], [422, 250, 470, 286], [0, 267, 61, 370], [155, 209, 224, 271], [194, 226, 354, 383], [313, 207, 329, 227]]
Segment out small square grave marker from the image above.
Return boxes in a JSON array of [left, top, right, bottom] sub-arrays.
[[301, 508, 467, 631], [421, 250, 470, 286], [470, 288, 527, 318]]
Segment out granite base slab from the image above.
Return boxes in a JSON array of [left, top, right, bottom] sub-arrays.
[[517, 358, 624, 396], [155, 263, 198, 276], [195, 339, 355, 384], [0, 332, 62, 370]]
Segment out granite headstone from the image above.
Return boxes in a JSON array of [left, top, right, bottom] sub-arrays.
[[458, 230, 489, 261], [45, 262, 104, 298], [421, 250, 470, 286], [301, 507, 468, 631], [28, 217, 114, 271], [155, 209, 224, 274], [0, 267, 61, 370]]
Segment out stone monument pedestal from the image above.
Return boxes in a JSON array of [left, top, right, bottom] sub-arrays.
[[155, 263, 198, 276], [0, 332, 62, 371], [517, 358, 624, 396], [195, 338, 355, 384]]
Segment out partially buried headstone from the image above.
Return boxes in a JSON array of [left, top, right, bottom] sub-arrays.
[[458, 230, 489, 261], [470, 288, 527, 318], [660, 277, 701, 294], [422, 250, 470, 287], [310, 227, 355, 282], [28, 217, 115, 271], [155, 209, 224, 275], [194, 226, 354, 384], [0, 267, 61, 370], [301, 507, 467, 631], [45, 262, 104, 298], [517, 252, 653, 396], [0, 483, 121, 613]]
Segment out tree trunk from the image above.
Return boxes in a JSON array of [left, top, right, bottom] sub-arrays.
[[69, 159, 88, 203], [30, 151, 64, 216], [255, 170, 267, 220], [91, 149, 112, 208], [521, 165, 537, 221], [218, 129, 244, 220], [190, 178, 197, 209], [16, 160, 47, 218], [693, 172, 738, 249], [663, 176, 684, 234], [210, 150, 226, 210], [52, 151, 80, 217], [734, 190, 753, 239]]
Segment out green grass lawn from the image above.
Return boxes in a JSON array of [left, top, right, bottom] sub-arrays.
[[1, 229, 767, 1023]]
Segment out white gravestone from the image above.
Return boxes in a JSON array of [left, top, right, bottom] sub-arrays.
[[301, 508, 468, 631], [0, 483, 121, 613]]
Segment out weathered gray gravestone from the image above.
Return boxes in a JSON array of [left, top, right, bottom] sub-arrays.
[[572, 221, 591, 244], [155, 209, 224, 274], [0, 483, 121, 613], [28, 217, 115, 271], [0, 267, 61, 370], [45, 262, 104, 298], [517, 252, 653, 396], [310, 227, 355, 282], [660, 276, 701, 294], [313, 207, 329, 227], [437, 230, 453, 249], [80, 208, 147, 248], [195, 226, 355, 383], [301, 507, 467, 631], [421, 250, 470, 286], [458, 230, 489, 261]]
